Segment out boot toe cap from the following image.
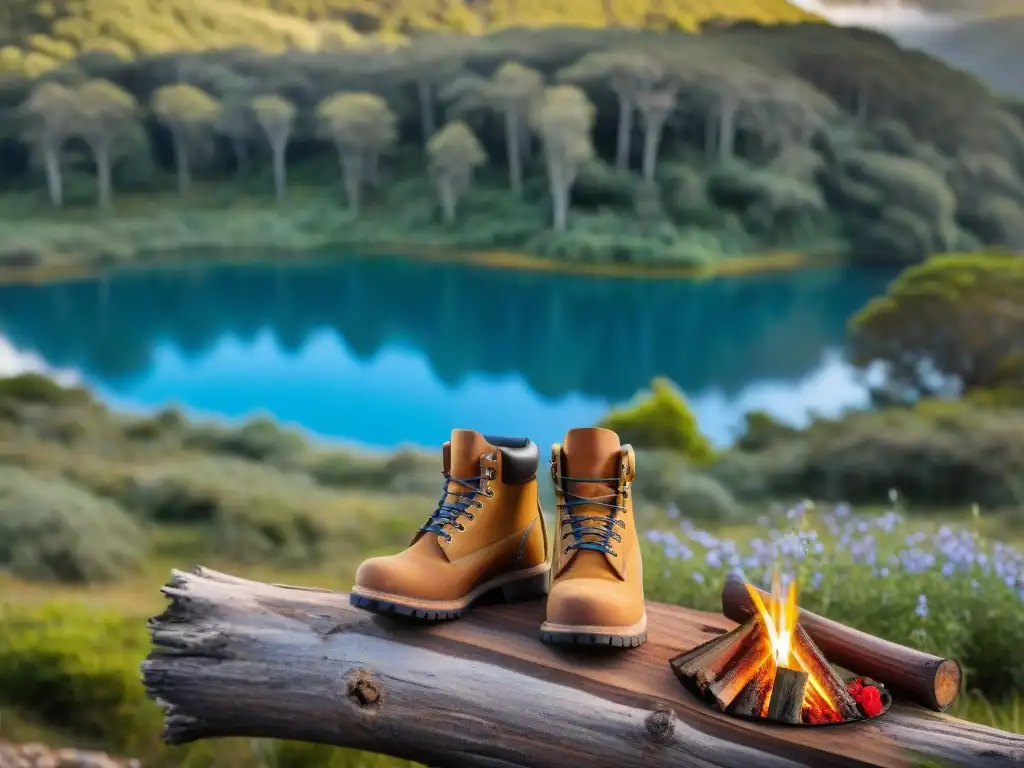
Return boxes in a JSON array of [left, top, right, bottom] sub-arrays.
[[354, 555, 416, 596], [546, 578, 643, 628]]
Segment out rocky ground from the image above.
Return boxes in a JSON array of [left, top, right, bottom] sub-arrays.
[[0, 742, 139, 768]]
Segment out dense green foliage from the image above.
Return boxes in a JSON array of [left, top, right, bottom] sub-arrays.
[[711, 401, 1024, 510], [599, 377, 715, 463], [0, 466, 143, 582], [850, 251, 1024, 401], [0, 23, 1021, 269]]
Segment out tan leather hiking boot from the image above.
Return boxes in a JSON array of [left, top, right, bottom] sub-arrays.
[[350, 429, 550, 620], [541, 427, 646, 647]]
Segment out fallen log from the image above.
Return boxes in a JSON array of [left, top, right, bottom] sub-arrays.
[[141, 567, 1024, 768]]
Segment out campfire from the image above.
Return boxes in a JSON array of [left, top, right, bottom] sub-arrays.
[[671, 574, 891, 726]]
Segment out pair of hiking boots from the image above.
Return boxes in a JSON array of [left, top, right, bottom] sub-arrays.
[[350, 426, 647, 647]]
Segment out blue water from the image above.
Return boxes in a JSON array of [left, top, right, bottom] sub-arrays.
[[0, 255, 896, 450]]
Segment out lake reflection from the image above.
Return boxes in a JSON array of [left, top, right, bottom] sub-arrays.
[[0, 255, 896, 448]]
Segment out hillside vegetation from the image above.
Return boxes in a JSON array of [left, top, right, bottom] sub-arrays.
[[0, 0, 821, 78], [0, 22, 1022, 272]]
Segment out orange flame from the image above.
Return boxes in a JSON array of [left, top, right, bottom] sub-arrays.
[[745, 575, 837, 712]]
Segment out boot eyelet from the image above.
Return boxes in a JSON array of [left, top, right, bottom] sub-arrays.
[[455, 523, 465, 532], [445, 534, 453, 542], [466, 513, 475, 521], [484, 488, 494, 497], [474, 500, 484, 508]]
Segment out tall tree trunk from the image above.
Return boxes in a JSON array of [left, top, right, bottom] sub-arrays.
[[43, 144, 63, 208], [855, 82, 870, 125], [95, 143, 112, 209], [173, 130, 190, 194], [418, 79, 436, 145], [614, 93, 634, 171], [271, 139, 287, 201], [365, 150, 379, 186], [718, 96, 738, 162], [546, 152, 568, 232], [232, 136, 249, 176], [640, 113, 667, 182], [339, 147, 363, 214], [505, 109, 522, 196], [704, 109, 718, 156], [437, 176, 457, 223]]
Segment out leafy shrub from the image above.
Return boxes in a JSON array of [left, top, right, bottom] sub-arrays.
[[634, 450, 742, 521], [0, 602, 422, 767], [184, 416, 310, 465], [0, 603, 158, 746], [708, 404, 1024, 508], [734, 409, 799, 452], [120, 407, 188, 442], [660, 164, 721, 228], [0, 467, 144, 583], [0, 374, 91, 407], [118, 457, 426, 565], [599, 378, 714, 464], [308, 447, 440, 495], [705, 163, 827, 241], [825, 150, 959, 262], [571, 160, 636, 208]]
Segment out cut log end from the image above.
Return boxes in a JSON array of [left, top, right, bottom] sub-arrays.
[[934, 659, 964, 712], [766, 668, 808, 725]]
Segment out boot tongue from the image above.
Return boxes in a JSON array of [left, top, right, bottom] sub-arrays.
[[563, 427, 620, 491], [562, 427, 622, 566], [448, 429, 494, 479], [415, 429, 494, 558]]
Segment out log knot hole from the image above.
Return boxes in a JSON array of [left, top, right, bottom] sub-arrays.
[[644, 706, 677, 745], [345, 668, 384, 713]]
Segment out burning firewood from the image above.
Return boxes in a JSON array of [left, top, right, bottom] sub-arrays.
[[726, 655, 776, 718], [696, 619, 761, 695], [765, 667, 809, 724], [792, 624, 861, 721], [671, 574, 882, 726], [669, 623, 748, 680], [708, 621, 771, 710]]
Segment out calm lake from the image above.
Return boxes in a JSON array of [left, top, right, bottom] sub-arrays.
[[0, 255, 896, 450]]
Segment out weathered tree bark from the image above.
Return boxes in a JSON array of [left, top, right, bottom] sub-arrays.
[[270, 138, 288, 201], [42, 145, 63, 207], [142, 567, 1024, 768]]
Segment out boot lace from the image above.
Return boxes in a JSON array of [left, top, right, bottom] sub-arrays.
[[421, 473, 490, 543], [559, 475, 627, 557]]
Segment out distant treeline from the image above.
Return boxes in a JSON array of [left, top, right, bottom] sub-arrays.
[[1, 23, 1023, 264]]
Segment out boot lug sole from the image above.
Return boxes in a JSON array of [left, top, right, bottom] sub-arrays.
[[349, 562, 550, 622], [539, 615, 648, 648]]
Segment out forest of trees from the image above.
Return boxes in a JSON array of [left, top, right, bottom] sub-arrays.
[[2, 22, 1024, 265]]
